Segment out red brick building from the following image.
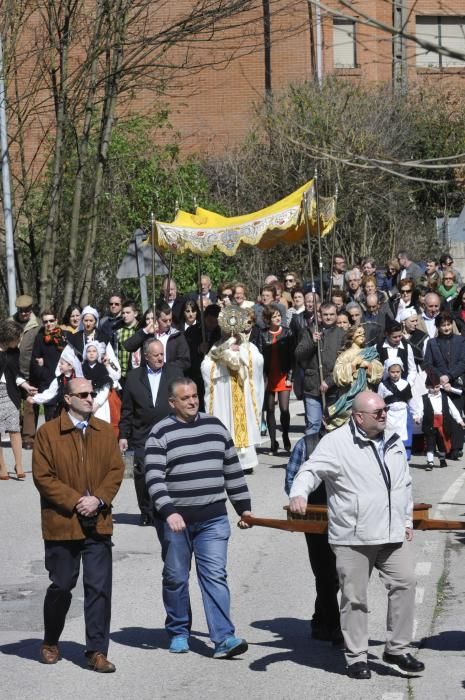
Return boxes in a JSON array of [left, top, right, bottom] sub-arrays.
[[158, 0, 465, 153]]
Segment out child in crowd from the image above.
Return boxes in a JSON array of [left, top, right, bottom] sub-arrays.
[[412, 371, 465, 471], [377, 358, 415, 459], [82, 341, 114, 423], [27, 344, 82, 419]]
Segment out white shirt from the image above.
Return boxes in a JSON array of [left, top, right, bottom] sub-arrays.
[[422, 313, 437, 339], [147, 367, 162, 406], [158, 331, 170, 360]]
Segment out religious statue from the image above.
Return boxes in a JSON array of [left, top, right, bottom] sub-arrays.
[[326, 325, 383, 430], [201, 306, 264, 473]]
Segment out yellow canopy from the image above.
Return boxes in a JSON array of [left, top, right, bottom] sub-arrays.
[[155, 179, 336, 257]]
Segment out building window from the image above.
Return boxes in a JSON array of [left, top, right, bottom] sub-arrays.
[[416, 16, 465, 68], [333, 19, 357, 68]]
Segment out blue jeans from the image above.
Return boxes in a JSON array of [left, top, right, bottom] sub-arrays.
[[154, 515, 234, 644], [304, 394, 322, 435]]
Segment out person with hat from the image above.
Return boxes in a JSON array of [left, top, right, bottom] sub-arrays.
[[10, 294, 40, 449], [27, 345, 83, 418], [378, 358, 415, 459]]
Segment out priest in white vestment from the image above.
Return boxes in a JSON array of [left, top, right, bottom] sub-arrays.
[[201, 307, 264, 473]]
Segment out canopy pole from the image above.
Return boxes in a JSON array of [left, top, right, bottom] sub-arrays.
[[303, 190, 326, 414], [150, 212, 157, 333], [314, 167, 324, 298], [168, 199, 179, 285], [197, 256, 206, 344], [328, 184, 339, 302]]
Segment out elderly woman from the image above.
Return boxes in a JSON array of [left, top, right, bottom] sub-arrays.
[[438, 270, 458, 310], [326, 325, 383, 430]]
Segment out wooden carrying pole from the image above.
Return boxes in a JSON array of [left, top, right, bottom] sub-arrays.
[[241, 503, 465, 533]]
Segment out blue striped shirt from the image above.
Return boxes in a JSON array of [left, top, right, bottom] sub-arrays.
[[144, 413, 251, 522]]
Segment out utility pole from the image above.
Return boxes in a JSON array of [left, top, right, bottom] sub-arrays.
[[0, 34, 16, 314], [393, 0, 408, 94], [315, 1, 323, 86]]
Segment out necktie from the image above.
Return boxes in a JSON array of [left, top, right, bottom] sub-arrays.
[[76, 421, 87, 434]]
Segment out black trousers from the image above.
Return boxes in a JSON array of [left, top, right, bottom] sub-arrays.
[[43, 536, 112, 654], [133, 450, 153, 521], [304, 533, 340, 632]]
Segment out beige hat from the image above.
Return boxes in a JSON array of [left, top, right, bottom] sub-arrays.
[[15, 294, 33, 309]]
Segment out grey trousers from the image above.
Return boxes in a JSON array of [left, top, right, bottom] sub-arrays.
[[331, 541, 416, 666]]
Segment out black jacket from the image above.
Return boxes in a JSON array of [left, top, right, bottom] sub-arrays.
[[123, 328, 191, 371], [423, 333, 465, 385], [30, 329, 66, 391], [257, 326, 295, 379], [119, 364, 183, 449], [67, 329, 110, 360], [295, 324, 346, 396], [0, 348, 23, 409], [156, 295, 185, 326]]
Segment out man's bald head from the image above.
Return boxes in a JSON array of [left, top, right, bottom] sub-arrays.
[[424, 292, 441, 319], [352, 391, 388, 438]]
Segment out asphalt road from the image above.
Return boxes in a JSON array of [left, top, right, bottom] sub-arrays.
[[1, 402, 464, 700]]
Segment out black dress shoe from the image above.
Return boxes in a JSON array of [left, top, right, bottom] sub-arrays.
[[382, 652, 425, 675], [347, 661, 371, 679]]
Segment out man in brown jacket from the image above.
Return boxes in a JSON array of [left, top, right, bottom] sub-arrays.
[[32, 377, 124, 672]]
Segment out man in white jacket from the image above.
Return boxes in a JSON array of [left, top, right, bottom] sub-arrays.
[[289, 391, 425, 680]]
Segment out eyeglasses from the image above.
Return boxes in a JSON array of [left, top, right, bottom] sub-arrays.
[[222, 294, 233, 299], [400, 289, 412, 295], [357, 407, 389, 419], [109, 302, 121, 306], [443, 277, 454, 281], [43, 319, 56, 324], [285, 278, 295, 283], [69, 391, 97, 399]]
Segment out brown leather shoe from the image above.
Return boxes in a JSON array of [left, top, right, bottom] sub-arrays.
[[87, 651, 116, 673], [40, 643, 60, 664]]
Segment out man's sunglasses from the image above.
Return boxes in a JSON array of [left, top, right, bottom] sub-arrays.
[[69, 391, 97, 399], [357, 407, 389, 419]]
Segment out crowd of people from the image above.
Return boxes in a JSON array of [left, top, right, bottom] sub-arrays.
[[2, 249, 463, 676]]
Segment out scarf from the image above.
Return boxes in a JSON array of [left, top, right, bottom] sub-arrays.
[[43, 326, 66, 352], [438, 283, 457, 300]]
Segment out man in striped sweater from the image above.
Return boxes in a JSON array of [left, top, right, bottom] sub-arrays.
[[145, 377, 252, 658]]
